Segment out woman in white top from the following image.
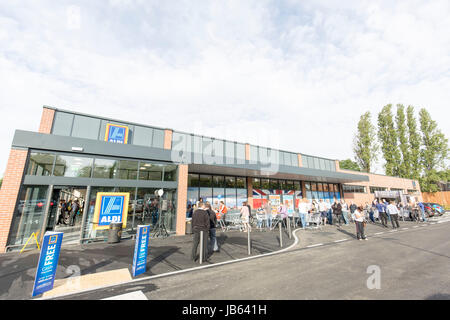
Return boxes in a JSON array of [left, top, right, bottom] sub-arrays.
[[351, 205, 368, 240], [341, 199, 349, 225], [240, 202, 251, 232]]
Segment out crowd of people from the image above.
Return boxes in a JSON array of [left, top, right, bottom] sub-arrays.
[[189, 196, 429, 259], [56, 198, 82, 227]]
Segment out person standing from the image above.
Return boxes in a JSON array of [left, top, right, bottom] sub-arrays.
[[191, 202, 210, 262], [318, 199, 328, 226], [264, 201, 272, 229], [240, 202, 251, 232], [418, 202, 426, 222], [205, 202, 219, 253], [376, 200, 388, 227], [56, 199, 66, 226], [325, 199, 333, 225], [69, 199, 79, 227], [331, 198, 343, 227], [278, 202, 288, 227], [386, 200, 400, 229], [342, 200, 350, 225], [298, 198, 310, 229], [367, 202, 375, 223], [352, 206, 368, 240]]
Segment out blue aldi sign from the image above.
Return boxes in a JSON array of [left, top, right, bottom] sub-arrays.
[[32, 232, 63, 297], [93, 192, 130, 230], [132, 225, 150, 277], [105, 123, 129, 144]]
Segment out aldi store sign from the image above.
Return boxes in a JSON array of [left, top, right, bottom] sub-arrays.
[[32, 232, 63, 297], [132, 225, 150, 277], [93, 192, 130, 230], [105, 123, 129, 144]]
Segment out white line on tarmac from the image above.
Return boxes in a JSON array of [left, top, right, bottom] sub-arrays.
[[333, 239, 348, 243], [306, 243, 324, 248], [37, 228, 303, 300], [402, 228, 409, 230], [413, 226, 419, 228], [374, 232, 384, 235]]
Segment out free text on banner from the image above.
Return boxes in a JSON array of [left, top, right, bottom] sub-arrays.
[[132, 225, 150, 277], [32, 231, 64, 297]]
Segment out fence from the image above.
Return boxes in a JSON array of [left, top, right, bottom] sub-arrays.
[[422, 191, 450, 207]]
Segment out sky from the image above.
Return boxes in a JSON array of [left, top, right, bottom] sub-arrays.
[[0, 0, 449, 176]]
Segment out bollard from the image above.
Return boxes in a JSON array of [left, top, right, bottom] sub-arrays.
[[199, 230, 204, 265], [287, 217, 292, 239], [279, 221, 283, 247], [247, 228, 251, 255]]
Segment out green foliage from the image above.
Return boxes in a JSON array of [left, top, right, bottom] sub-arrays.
[[353, 111, 378, 172], [396, 104, 410, 178], [339, 159, 361, 172], [407, 106, 421, 181], [419, 108, 449, 192], [377, 104, 401, 176]]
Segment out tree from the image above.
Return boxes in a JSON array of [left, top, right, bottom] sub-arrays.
[[339, 159, 361, 172], [407, 106, 421, 181], [396, 104, 410, 178], [377, 104, 401, 176], [353, 111, 378, 172], [419, 108, 449, 192]]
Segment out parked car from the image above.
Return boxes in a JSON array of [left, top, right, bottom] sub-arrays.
[[422, 202, 445, 217]]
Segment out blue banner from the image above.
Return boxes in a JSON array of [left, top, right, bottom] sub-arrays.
[[32, 232, 63, 297], [105, 123, 129, 144], [132, 225, 150, 277]]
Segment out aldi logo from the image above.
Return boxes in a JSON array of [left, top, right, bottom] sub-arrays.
[[93, 192, 130, 230], [105, 124, 129, 144], [48, 235, 58, 245]]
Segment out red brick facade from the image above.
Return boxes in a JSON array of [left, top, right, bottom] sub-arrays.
[[175, 164, 188, 235], [164, 129, 173, 150], [0, 149, 28, 252], [38, 107, 55, 134]]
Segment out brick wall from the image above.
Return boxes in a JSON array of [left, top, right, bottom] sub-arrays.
[[38, 107, 55, 134], [0, 148, 28, 252], [245, 144, 250, 161], [297, 154, 303, 167], [175, 164, 188, 235], [164, 129, 173, 150]]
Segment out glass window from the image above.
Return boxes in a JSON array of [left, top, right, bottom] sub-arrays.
[[163, 164, 177, 181], [27, 152, 55, 176], [116, 160, 138, 180], [314, 157, 320, 169], [261, 178, 270, 189], [7, 186, 49, 246], [52, 112, 73, 136], [305, 182, 311, 191], [172, 132, 192, 152], [71, 115, 101, 140], [213, 175, 225, 188], [259, 147, 269, 164], [93, 158, 117, 179], [236, 177, 246, 189], [199, 175, 212, 203], [212, 176, 225, 209], [225, 141, 235, 163], [252, 178, 261, 189], [188, 174, 199, 187], [270, 179, 281, 190], [202, 137, 213, 158], [225, 176, 235, 188], [284, 152, 292, 166], [293, 181, 300, 191], [54, 155, 93, 178], [236, 143, 246, 162], [237, 187, 247, 208], [291, 153, 298, 167], [320, 158, 326, 170], [280, 180, 287, 190], [225, 176, 236, 209], [139, 162, 164, 181], [133, 126, 153, 147], [152, 129, 165, 149], [213, 139, 224, 158], [250, 146, 258, 163]]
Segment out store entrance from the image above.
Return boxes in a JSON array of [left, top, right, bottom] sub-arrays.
[[46, 186, 87, 244]]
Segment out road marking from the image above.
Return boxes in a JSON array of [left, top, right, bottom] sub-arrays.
[[37, 228, 303, 300], [103, 290, 147, 300], [333, 239, 347, 243], [430, 223, 436, 225], [306, 243, 324, 248], [413, 226, 419, 228], [374, 232, 384, 235], [402, 228, 409, 230]]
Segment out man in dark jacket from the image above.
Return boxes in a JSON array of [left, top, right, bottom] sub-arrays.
[[191, 202, 210, 262], [331, 199, 343, 227], [69, 199, 79, 226], [205, 202, 219, 254]]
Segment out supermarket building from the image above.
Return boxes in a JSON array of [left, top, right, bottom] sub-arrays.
[[0, 106, 422, 252]]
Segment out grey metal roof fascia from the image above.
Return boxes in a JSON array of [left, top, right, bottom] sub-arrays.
[[11, 130, 173, 163]]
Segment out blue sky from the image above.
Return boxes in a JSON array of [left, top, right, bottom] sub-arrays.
[[0, 0, 449, 175]]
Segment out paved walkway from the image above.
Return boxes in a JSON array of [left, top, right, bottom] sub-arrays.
[[0, 227, 293, 300]]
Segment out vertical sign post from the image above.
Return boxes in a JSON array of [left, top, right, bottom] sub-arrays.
[[32, 231, 64, 297], [132, 225, 150, 277]]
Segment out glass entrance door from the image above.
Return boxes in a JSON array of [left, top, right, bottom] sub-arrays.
[[48, 186, 87, 244]]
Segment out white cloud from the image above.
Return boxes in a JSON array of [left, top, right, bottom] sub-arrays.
[[0, 0, 449, 175]]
